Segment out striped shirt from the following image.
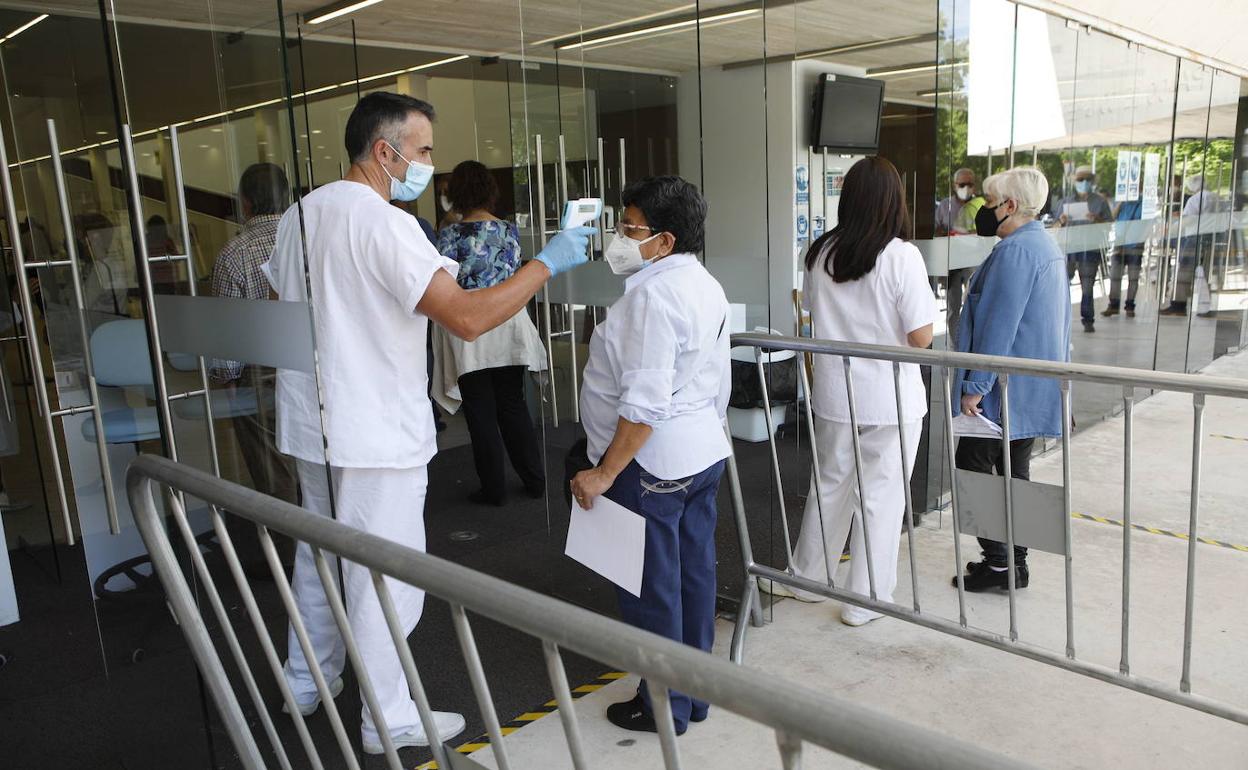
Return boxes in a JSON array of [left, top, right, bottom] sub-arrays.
[[209, 214, 281, 381]]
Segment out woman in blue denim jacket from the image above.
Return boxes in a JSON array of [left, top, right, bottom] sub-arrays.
[[952, 166, 1071, 592]]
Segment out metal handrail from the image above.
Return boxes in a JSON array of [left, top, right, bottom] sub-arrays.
[[727, 331, 1248, 727], [731, 331, 1248, 399], [126, 453, 1033, 770]]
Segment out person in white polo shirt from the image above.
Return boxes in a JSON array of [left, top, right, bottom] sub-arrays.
[[758, 156, 936, 626], [267, 92, 593, 754], [570, 176, 730, 736]]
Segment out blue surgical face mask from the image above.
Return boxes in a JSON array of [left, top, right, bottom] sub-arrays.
[[1075, 179, 1091, 195], [383, 142, 434, 202]]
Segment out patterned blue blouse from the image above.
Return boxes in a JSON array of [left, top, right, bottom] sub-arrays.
[[436, 220, 522, 290]]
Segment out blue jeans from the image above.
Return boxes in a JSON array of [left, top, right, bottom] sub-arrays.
[[605, 458, 726, 731]]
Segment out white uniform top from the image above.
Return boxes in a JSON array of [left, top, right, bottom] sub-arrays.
[[580, 253, 731, 481], [804, 237, 936, 425], [269, 180, 458, 468]]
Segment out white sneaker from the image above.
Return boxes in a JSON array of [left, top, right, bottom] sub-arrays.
[[282, 677, 344, 716], [840, 606, 884, 627], [756, 576, 827, 603], [362, 711, 467, 754]]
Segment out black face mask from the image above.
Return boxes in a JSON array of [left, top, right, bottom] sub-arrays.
[[975, 202, 1005, 237]]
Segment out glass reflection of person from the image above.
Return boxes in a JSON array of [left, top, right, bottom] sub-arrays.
[[72, 213, 123, 316], [1055, 165, 1112, 333], [1162, 174, 1224, 316], [935, 168, 982, 346], [1104, 197, 1144, 318], [210, 163, 298, 577]]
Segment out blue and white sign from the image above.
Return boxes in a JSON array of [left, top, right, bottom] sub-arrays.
[[795, 164, 809, 205]]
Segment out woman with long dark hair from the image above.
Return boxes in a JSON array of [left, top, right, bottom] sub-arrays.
[[758, 156, 936, 625]]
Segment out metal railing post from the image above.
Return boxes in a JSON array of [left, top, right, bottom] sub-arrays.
[[999, 374, 1019, 641], [942, 367, 968, 627], [1120, 386, 1134, 675], [893, 362, 920, 612], [842, 358, 878, 600], [1180, 393, 1205, 693], [1060, 380, 1074, 658], [796, 352, 837, 590]]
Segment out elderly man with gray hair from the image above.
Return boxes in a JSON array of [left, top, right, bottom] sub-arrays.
[[952, 166, 1071, 592]]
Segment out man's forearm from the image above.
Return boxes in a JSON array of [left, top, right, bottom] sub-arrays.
[[420, 260, 552, 341], [599, 417, 653, 477], [465, 260, 551, 335]]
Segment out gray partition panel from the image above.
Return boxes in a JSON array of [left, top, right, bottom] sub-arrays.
[[546, 260, 626, 306], [955, 470, 1067, 556], [154, 295, 315, 373]]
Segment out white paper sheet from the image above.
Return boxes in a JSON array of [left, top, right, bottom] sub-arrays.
[[1063, 201, 1090, 222], [952, 412, 1003, 438], [565, 496, 646, 597]]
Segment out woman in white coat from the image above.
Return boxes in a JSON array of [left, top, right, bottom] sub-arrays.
[[760, 156, 936, 626]]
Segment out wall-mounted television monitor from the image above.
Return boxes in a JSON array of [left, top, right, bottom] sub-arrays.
[[811, 73, 885, 153]]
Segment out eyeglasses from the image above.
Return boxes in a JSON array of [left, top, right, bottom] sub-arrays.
[[610, 223, 656, 237]]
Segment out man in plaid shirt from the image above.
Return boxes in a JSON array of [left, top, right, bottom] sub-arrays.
[[211, 163, 298, 574]]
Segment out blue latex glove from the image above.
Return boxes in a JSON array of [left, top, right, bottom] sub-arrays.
[[535, 226, 595, 277]]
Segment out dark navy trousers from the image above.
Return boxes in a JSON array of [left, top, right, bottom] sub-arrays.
[[604, 458, 726, 732]]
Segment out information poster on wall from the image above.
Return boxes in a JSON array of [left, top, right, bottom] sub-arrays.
[[795, 164, 809, 206], [1116, 150, 1142, 202], [826, 169, 844, 197], [1142, 153, 1161, 219]]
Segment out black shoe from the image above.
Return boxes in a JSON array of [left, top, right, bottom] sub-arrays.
[[1159, 304, 1187, 316], [690, 707, 708, 723], [606, 694, 687, 735], [951, 561, 1029, 593], [468, 489, 505, 507], [1100, 305, 1120, 318], [1082, 321, 1095, 333], [1125, 307, 1136, 318]]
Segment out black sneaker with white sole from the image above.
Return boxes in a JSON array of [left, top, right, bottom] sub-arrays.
[[951, 561, 1029, 593]]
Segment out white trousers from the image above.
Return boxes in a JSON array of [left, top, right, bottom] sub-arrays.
[[284, 459, 428, 742], [791, 418, 922, 604]]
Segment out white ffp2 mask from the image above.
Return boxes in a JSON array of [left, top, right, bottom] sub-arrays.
[[605, 232, 661, 275]]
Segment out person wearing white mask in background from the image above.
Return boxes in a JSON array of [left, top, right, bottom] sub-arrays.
[[1162, 174, 1225, 316], [1056, 165, 1112, 333], [267, 92, 593, 755], [934, 167, 982, 346], [570, 176, 730, 736]]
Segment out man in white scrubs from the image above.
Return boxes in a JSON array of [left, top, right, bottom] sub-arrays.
[[267, 92, 593, 754]]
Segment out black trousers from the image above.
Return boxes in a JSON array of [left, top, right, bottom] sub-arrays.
[[955, 436, 1036, 567], [458, 365, 545, 501]]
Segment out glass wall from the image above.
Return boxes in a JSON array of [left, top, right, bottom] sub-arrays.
[[1, 0, 1245, 764]]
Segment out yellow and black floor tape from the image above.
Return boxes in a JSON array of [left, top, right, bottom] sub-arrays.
[[415, 671, 628, 769], [1072, 511, 1248, 552]]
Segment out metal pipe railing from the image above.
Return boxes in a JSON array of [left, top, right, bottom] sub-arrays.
[[729, 331, 1248, 728], [126, 452, 1034, 770]]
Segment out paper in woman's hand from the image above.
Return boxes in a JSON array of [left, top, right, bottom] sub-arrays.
[[565, 496, 646, 597]]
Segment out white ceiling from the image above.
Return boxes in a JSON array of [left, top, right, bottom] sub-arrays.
[[1035, 0, 1248, 74]]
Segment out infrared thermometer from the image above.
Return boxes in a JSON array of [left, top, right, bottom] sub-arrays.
[[560, 198, 603, 230]]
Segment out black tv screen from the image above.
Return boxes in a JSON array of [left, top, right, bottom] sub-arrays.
[[812, 73, 884, 153]]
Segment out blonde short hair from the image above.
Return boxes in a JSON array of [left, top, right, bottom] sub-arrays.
[[982, 166, 1049, 218]]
